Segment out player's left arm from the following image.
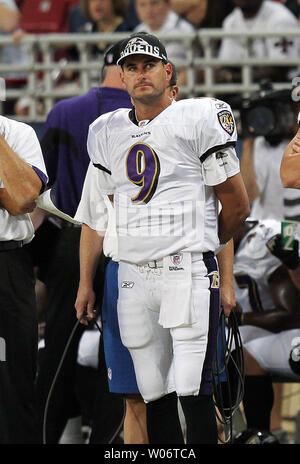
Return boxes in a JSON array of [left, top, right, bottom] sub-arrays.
[[217, 239, 236, 317], [214, 173, 250, 244], [199, 99, 250, 242]]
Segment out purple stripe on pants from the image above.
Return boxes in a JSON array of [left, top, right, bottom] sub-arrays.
[[199, 252, 220, 395]]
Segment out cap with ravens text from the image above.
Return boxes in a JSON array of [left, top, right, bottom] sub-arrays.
[[116, 32, 168, 66]]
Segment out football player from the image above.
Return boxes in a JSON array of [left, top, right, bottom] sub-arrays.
[[76, 31, 250, 444], [233, 218, 300, 435]]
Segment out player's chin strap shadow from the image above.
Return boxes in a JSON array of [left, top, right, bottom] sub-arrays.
[[212, 308, 245, 444], [42, 313, 124, 445]]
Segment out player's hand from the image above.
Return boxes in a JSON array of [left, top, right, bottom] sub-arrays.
[[266, 234, 300, 270], [75, 284, 96, 325], [232, 302, 244, 326], [220, 281, 236, 317]]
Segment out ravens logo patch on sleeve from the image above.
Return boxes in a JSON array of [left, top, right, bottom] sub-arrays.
[[217, 110, 235, 136]]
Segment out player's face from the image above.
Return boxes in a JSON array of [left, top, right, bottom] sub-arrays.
[[121, 55, 172, 103]]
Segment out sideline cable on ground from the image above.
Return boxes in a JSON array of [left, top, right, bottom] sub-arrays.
[[42, 314, 124, 445]]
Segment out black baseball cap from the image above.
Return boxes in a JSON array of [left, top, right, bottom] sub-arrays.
[[103, 42, 120, 66], [116, 32, 168, 66]]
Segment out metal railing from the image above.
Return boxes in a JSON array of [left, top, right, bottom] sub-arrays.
[[0, 28, 300, 122]]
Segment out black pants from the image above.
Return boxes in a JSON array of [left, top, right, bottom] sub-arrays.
[[33, 226, 106, 443], [0, 248, 38, 444]]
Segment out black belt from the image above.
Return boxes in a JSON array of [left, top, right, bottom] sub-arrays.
[[0, 240, 23, 252]]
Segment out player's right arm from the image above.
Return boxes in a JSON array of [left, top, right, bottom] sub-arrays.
[[74, 162, 109, 324], [75, 224, 104, 325]]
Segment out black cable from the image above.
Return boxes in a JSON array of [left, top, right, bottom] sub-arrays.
[[42, 314, 124, 445], [42, 317, 82, 444], [212, 309, 245, 444], [213, 311, 233, 443]]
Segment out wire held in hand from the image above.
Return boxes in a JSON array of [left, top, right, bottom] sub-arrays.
[[212, 308, 245, 444]]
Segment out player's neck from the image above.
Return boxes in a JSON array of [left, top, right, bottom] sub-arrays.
[[134, 97, 172, 122]]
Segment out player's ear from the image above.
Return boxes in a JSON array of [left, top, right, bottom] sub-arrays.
[[165, 62, 173, 86], [172, 85, 179, 100], [120, 68, 126, 89]]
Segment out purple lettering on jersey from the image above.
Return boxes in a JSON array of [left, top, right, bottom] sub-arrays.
[[126, 143, 160, 204]]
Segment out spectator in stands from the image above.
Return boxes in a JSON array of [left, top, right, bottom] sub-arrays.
[[217, 0, 299, 84], [67, 0, 133, 85], [133, 0, 195, 86], [169, 0, 207, 28], [69, 0, 133, 55], [0, 0, 19, 32]]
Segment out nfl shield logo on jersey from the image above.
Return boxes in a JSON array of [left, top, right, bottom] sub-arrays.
[[217, 110, 234, 135], [170, 253, 183, 265]]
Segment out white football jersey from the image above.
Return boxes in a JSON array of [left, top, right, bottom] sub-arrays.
[[88, 98, 240, 264], [234, 219, 298, 313], [0, 115, 48, 243], [219, 1, 299, 61], [75, 162, 118, 260]]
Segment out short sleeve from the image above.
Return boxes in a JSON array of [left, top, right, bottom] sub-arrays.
[[202, 146, 240, 186], [75, 162, 108, 234], [1, 117, 48, 189], [197, 99, 237, 163], [87, 120, 116, 195]]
